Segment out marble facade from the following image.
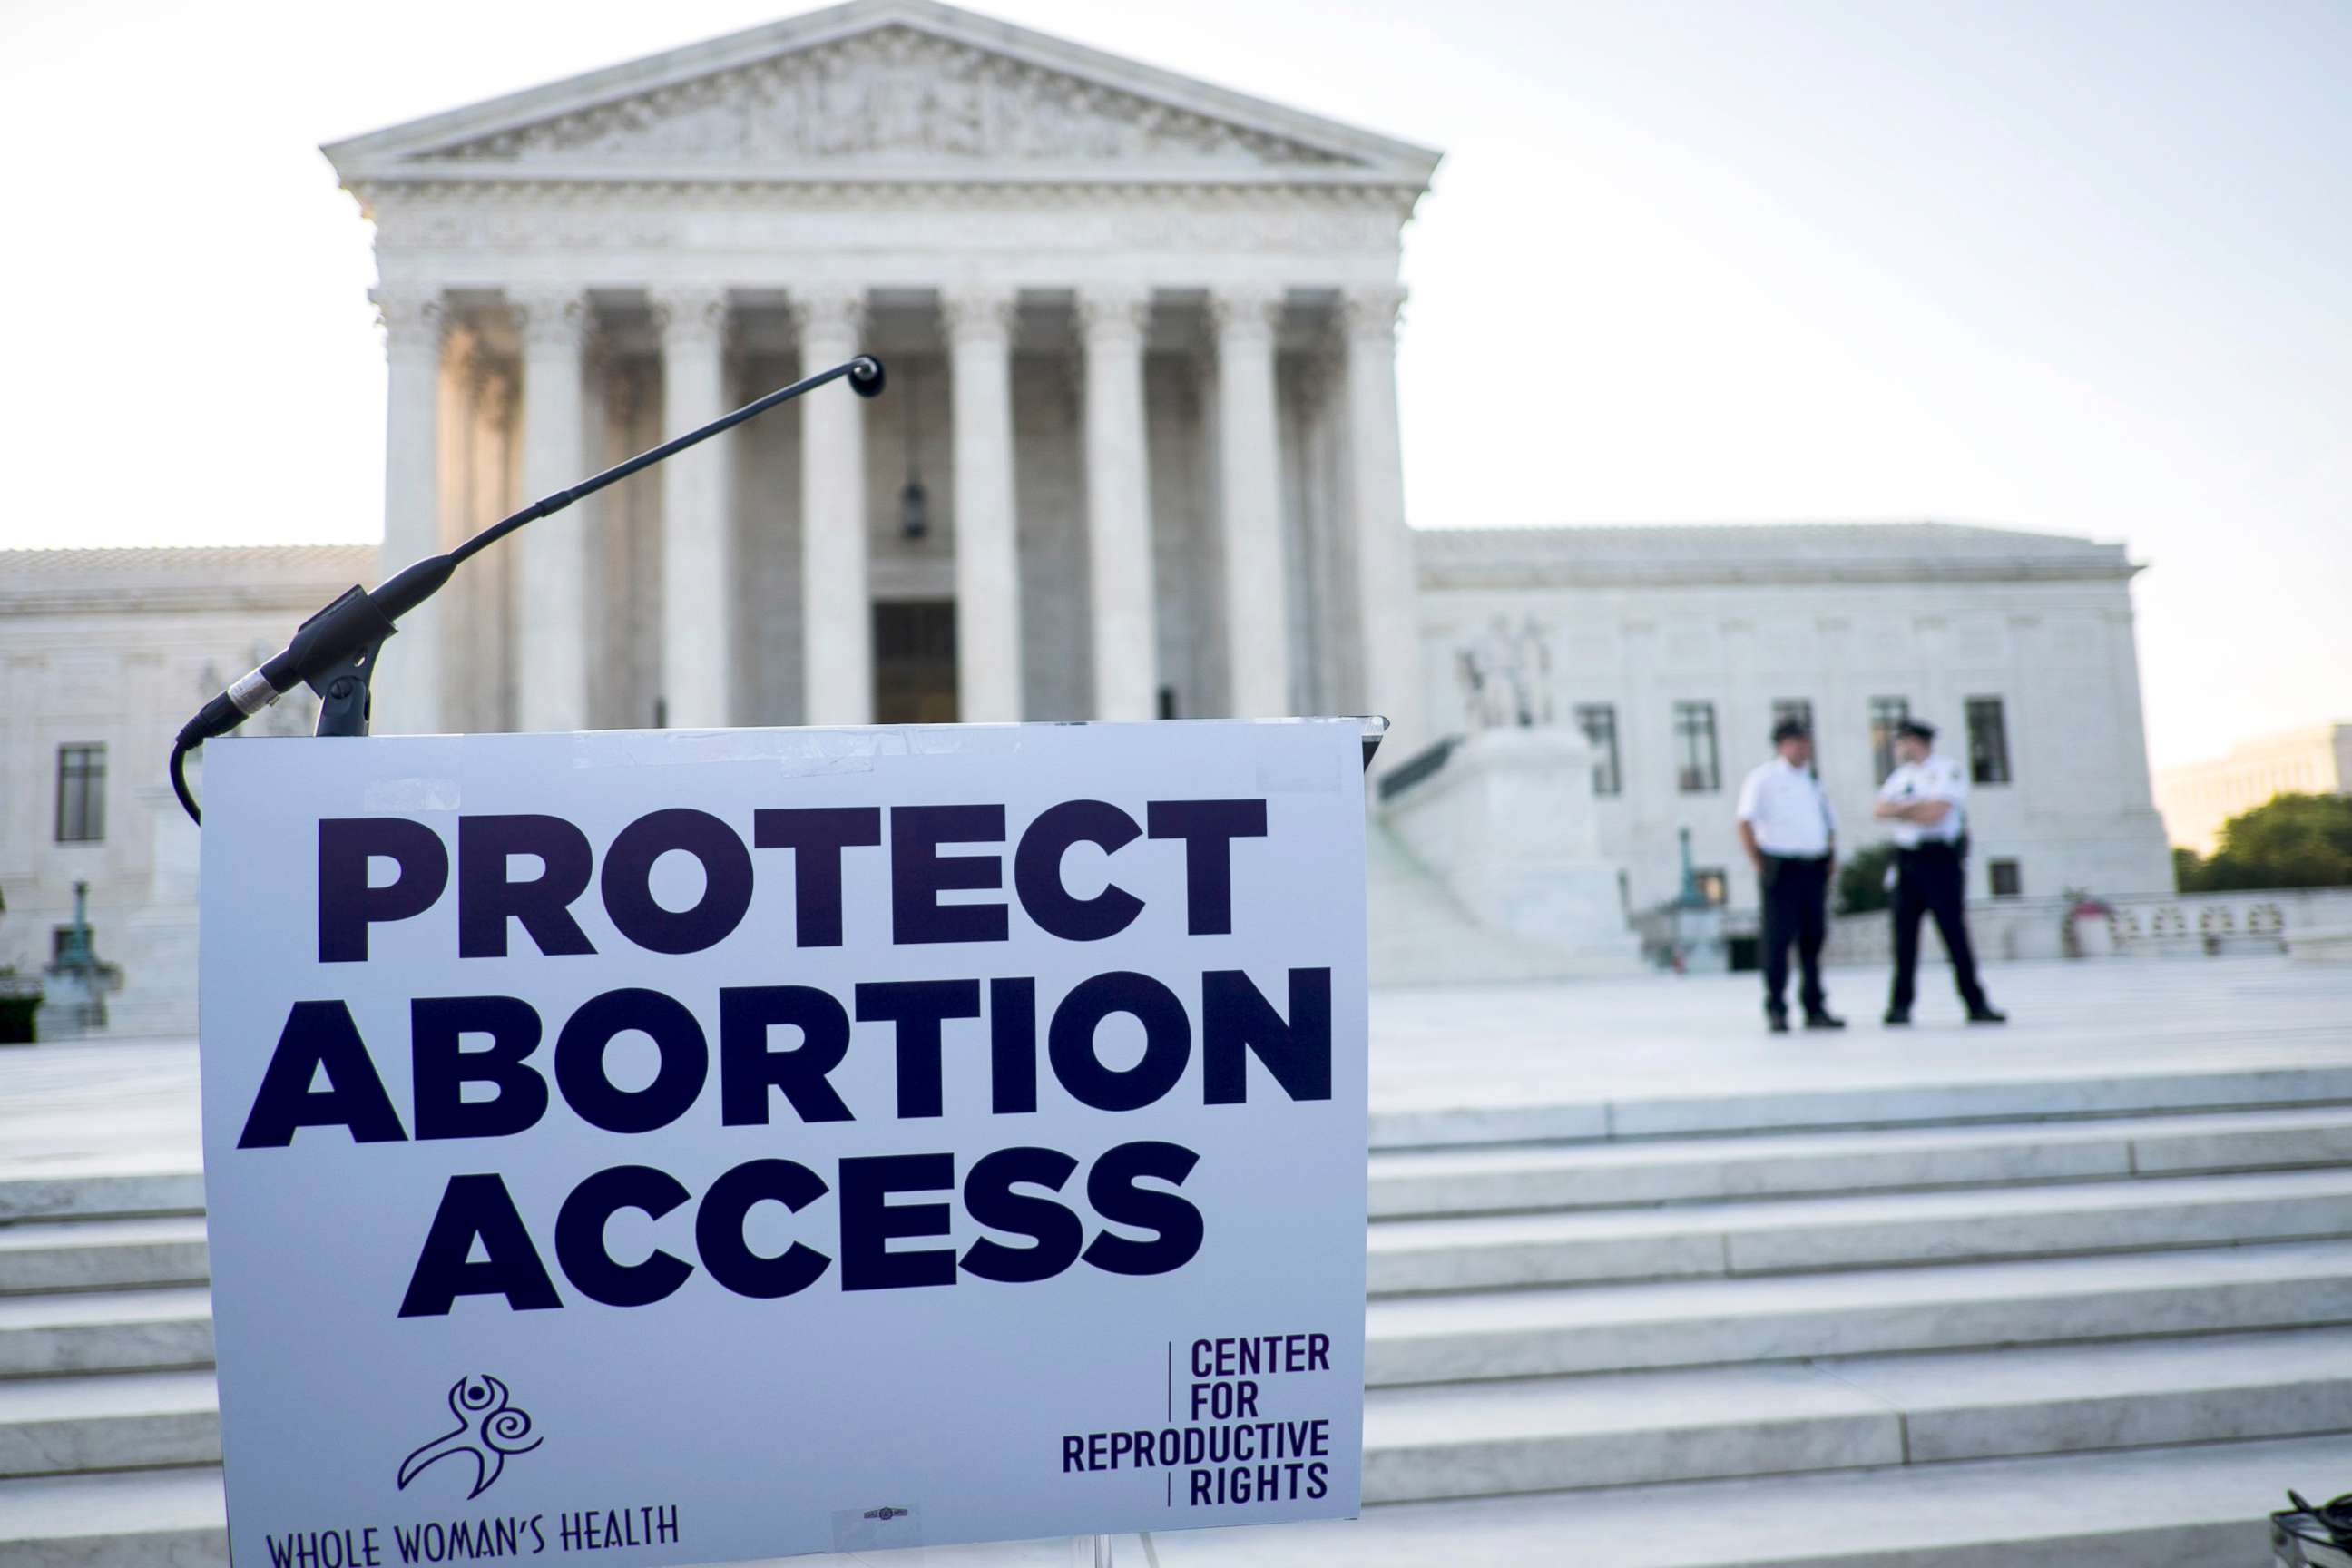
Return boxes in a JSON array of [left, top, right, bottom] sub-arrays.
[[332, 0, 1438, 762]]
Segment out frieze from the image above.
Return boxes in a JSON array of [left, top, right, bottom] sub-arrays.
[[363, 183, 1415, 257], [416, 27, 1353, 171]]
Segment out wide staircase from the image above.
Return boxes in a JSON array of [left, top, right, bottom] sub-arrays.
[[9, 1061, 2352, 1564]]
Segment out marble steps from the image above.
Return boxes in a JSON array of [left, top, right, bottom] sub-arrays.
[[0, 1216, 210, 1296], [0, 1288, 214, 1378], [0, 1370, 218, 1479], [1369, 1102, 2352, 1218], [0, 1172, 205, 1225], [1366, 1165, 2352, 1293], [0, 1466, 224, 1568], [3, 1435, 2344, 1568], [15, 1306, 2346, 1494], [1364, 1237, 2352, 1386], [5, 1330, 2345, 1555], [1152, 1431, 2352, 1568], [1369, 1060, 2352, 1149], [1360, 1324, 2352, 1503]]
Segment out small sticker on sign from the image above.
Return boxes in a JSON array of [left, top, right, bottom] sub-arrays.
[[832, 1502, 925, 1552]]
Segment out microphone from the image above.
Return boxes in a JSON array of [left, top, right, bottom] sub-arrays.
[[171, 354, 887, 824]]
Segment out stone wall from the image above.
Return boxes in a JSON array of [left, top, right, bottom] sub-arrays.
[[1415, 524, 2177, 919], [0, 546, 377, 1033]]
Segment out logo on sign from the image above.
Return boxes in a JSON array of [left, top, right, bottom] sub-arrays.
[[396, 1374, 544, 1500]]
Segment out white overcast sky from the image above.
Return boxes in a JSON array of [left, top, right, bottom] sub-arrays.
[[1, 0, 2344, 771]]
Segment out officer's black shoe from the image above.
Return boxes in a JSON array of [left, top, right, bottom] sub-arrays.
[[1767, 1013, 1790, 1034], [1967, 1005, 2008, 1025], [1803, 1011, 1847, 1030], [1883, 1008, 1911, 1026]]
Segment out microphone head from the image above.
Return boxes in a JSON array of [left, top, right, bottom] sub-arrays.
[[849, 357, 887, 398]]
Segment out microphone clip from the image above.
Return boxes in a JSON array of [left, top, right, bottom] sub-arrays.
[[290, 586, 400, 738]]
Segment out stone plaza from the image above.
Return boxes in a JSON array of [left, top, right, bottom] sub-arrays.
[[6, 955, 2352, 1564]]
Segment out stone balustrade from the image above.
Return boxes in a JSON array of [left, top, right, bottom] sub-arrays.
[[1820, 886, 2352, 967]]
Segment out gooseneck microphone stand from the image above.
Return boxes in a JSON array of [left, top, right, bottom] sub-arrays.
[[168, 355, 887, 825]]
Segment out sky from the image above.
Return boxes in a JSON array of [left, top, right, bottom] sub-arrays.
[[0, 0, 2344, 772]]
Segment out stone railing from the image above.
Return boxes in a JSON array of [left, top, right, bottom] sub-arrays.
[[1824, 887, 2352, 966]]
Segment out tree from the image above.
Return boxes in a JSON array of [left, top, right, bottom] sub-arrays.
[[1837, 843, 1895, 916], [2175, 793, 2352, 892]]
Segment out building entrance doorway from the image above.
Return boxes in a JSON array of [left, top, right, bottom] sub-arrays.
[[874, 600, 958, 724]]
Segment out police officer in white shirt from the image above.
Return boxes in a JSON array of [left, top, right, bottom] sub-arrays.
[[1873, 718, 2005, 1025], [1736, 717, 1844, 1033]]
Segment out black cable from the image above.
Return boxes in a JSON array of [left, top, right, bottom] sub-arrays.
[[448, 357, 881, 568], [2279, 1490, 2352, 1552], [170, 736, 201, 827], [162, 355, 885, 828]]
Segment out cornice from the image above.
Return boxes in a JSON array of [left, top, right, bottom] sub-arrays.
[[345, 174, 1430, 216], [1414, 525, 2144, 591], [0, 546, 380, 619], [1418, 559, 2144, 590]]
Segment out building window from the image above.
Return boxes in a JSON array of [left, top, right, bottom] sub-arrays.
[[1967, 696, 2012, 785], [1989, 858, 2023, 898], [55, 744, 106, 844], [1574, 703, 1622, 797], [1693, 867, 1729, 907], [1869, 697, 1910, 785], [1673, 701, 1720, 793]]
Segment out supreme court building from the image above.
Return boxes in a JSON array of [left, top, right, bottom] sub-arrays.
[[0, 0, 2179, 1030], [334, 0, 1435, 756]]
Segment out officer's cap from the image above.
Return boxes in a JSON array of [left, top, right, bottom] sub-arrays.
[[1896, 718, 1937, 742]]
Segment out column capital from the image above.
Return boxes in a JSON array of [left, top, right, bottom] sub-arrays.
[[791, 286, 868, 343], [1207, 285, 1285, 343], [943, 285, 1020, 347], [1075, 284, 1153, 347], [512, 286, 591, 352], [650, 286, 731, 348], [371, 286, 446, 358], [1338, 283, 1408, 341]]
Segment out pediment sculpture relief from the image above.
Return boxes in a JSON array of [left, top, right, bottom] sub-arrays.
[[419, 25, 1352, 168]]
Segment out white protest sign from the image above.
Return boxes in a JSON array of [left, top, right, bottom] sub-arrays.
[[197, 720, 1367, 1566]]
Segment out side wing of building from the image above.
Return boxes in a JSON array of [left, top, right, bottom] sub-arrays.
[[1413, 521, 2176, 917], [0, 546, 376, 1034]]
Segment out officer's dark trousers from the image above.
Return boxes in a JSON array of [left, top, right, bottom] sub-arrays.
[[1759, 853, 1829, 1019], [1890, 843, 1989, 1013]]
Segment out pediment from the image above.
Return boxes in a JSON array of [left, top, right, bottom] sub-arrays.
[[326, 2, 1439, 184]]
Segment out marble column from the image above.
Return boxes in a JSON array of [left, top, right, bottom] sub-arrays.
[[946, 287, 1023, 723], [466, 367, 516, 732], [513, 287, 593, 733], [796, 289, 872, 725], [372, 287, 446, 735], [433, 332, 481, 730], [1210, 286, 1291, 717], [652, 288, 734, 730], [1077, 285, 1158, 721], [1342, 284, 1426, 768]]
